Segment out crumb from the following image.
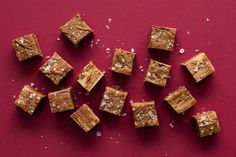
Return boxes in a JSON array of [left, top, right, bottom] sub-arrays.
[[186, 31, 190, 35], [121, 113, 127, 117], [44, 146, 48, 149], [108, 18, 112, 23], [195, 49, 200, 53], [13, 95, 16, 99], [45, 55, 50, 59], [206, 18, 210, 22], [102, 70, 106, 74], [131, 48, 135, 52], [129, 100, 133, 104], [90, 40, 94, 48], [139, 65, 144, 72], [57, 37, 60, 41], [30, 82, 35, 86], [179, 48, 185, 54]]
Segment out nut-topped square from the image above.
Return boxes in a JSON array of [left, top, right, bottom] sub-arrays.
[[77, 62, 104, 92], [131, 101, 159, 128], [164, 86, 196, 114], [193, 111, 220, 137], [15, 85, 45, 115], [12, 34, 42, 62], [148, 26, 176, 51], [48, 87, 75, 113], [70, 104, 100, 132], [110, 48, 135, 76], [182, 53, 215, 82], [60, 13, 94, 45], [39, 52, 73, 85], [144, 59, 171, 87], [99, 86, 128, 116]]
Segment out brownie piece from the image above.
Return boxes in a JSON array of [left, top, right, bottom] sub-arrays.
[[110, 48, 135, 76], [12, 34, 42, 62], [60, 13, 93, 45], [39, 52, 73, 85], [15, 85, 45, 115], [148, 25, 176, 51], [70, 104, 100, 132], [99, 86, 128, 116], [164, 86, 196, 114], [131, 101, 159, 128], [77, 62, 104, 92], [48, 87, 75, 113], [144, 59, 171, 87], [182, 53, 215, 82], [193, 111, 220, 137]]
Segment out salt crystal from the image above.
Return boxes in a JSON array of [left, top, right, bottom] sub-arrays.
[[169, 123, 174, 128], [44, 146, 48, 149], [108, 18, 112, 23], [96, 131, 102, 137], [131, 48, 135, 52], [13, 95, 16, 99], [105, 25, 110, 29], [186, 31, 190, 35], [102, 70, 106, 74], [57, 37, 60, 41], [179, 48, 185, 54], [45, 55, 50, 59], [30, 83, 35, 86], [206, 18, 210, 22], [195, 49, 200, 53]]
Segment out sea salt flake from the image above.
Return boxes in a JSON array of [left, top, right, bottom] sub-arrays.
[[179, 48, 185, 54], [105, 25, 110, 29], [96, 131, 102, 137], [169, 123, 174, 128], [206, 18, 210, 22], [30, 83, 35, 86], [108, 18, 112, 23], [131, 48, 135, 52], [57, 37, 60, 41]]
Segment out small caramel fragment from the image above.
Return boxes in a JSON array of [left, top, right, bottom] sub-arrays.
[[70, 104, 100, 132], [193, 111, 220, 137], [131, 101, 159, 128], [148, 26, 176, 51], [60, 13, 93, 45], [77, 62, 104, 92], [12, 34, 42, 61], [15, 85, 45, 115], [110, 48, 135, 75], [182, 52, 215, 82], [165, 86, 196, 114], [99, 86, 128, 116], [39, 52, 73, 85], [144, 59, 171, 87], [48, 87, 75, 113]]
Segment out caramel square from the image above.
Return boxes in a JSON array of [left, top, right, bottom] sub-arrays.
[[12, 34, 42, 62], [164, 86, 196, 114], [39, 52, 73, 85], [99, 86, 128, 116], [182, 53, 215, 82], [70, 104, 100, 132], [15, 85, 45, 115], [144, 59, 171, 87], [193, 111, 220, 137], [148, 26, 176, 51], [110, 48, 135, 75], [77, 62, 104, 92], [131, 101, 159, 128], [48, 87, 75, 113], [60, 13, 93, 45]]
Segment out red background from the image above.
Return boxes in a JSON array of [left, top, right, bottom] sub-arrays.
[[1, 0, 236, 156]]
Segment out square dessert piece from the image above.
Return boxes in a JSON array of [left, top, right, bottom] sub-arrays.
[[193, 111, 220, 137], [12, 34, 42, 62], [99, 86, 128, 116], [144, 59, 171, 87], [131, 101, 159, 128], [182, 53, 215, 82], [70, 104, 100, 132], [39, 52, 73, 85], [60, 13, 94, 45], [164, 86, 196, 114], [110, 48, 135, 75], [48, 87, 75, 113], [77, 62, 104, 92], [15, 85, 45, 115], [148, 26, 176, 51]]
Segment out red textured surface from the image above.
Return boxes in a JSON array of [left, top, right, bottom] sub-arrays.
[[1, 0, 236, 156]]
